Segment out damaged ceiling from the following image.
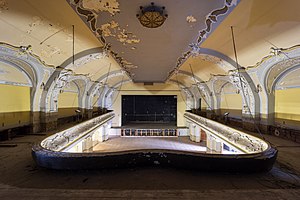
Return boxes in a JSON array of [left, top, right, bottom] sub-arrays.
[[67, 0, 239, 82]]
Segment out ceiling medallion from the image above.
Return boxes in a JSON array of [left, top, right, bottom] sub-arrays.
[[136, 2, 168, 28]]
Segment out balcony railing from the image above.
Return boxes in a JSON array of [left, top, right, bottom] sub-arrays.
[[184, 112, 269, 154], [41, 112, 115, 152]]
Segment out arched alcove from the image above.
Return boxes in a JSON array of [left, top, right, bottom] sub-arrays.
[[219, 81, 243, 123], [274, 68, 300, 129], [0, 61, 32, 138], [57, 81, 79, 124]]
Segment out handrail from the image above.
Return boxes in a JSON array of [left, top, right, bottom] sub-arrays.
[[184, 112, 269, 154], [41, 112, 115, 152]]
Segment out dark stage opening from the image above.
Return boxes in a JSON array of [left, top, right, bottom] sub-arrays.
[[122, 95, 177, 126]]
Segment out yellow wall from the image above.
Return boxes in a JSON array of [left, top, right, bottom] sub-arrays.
[[57, 92, 79, 118], [0, 84, 31, 112], [110, 83, 187, 127], [58, 92, 78, 108], [275, 88, 300, 121], [220, 93, 242, 110]]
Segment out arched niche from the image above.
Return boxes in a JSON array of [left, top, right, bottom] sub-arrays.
[[273, 67, 300, 129], [57, 80, 79, 122], [0, 61, 33, 131], [219, 81, 243, 120], [175, 70, 214, 110], [86, 70, 125, 110]]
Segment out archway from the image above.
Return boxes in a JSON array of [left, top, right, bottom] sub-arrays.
[[219, 81, 243, 125], [0, 61, 32, 139], [57, 80, 80, 125], [273, 66, 300, 131]]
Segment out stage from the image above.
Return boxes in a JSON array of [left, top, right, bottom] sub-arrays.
[[91, 136, 207, 153], [121, 123, 177, 129]]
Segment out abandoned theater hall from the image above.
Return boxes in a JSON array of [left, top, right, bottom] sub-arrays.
[[0, 0, 300, 199]]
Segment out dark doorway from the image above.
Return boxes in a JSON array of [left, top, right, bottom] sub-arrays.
[[122, 95, 177, 126]]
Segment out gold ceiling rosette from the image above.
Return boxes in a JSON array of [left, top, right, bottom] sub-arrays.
[[136, 2, 168, 28]]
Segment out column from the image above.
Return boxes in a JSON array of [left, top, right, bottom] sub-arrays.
[[189, 123, 195, 141], [215, 140, 223, 153], [195, 125, 202, 143], [40, 111, 58, 132], [206, 133, 212, 150], [99, 126, 104, 142], [105, 122, 111, 140]]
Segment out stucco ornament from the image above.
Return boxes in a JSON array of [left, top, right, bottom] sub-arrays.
[[229, 71, 255, 115]]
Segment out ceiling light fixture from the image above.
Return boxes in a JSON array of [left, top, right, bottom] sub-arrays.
[[136, 2, 168, 28]]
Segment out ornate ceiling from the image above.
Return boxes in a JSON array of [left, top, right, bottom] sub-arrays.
[[67, 0, 239, 82], [1, 0, 300, 112]]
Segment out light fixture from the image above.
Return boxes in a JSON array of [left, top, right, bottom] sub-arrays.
[[136, 2, 168, 28]]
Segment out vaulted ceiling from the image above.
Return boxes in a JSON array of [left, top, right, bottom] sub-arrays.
[[1, 0, 300, 91], [67, 0, 239, 82]]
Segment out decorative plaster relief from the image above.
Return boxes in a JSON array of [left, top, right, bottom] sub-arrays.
[[247, 45, 300, 71], [212, 78, 228, 95], [169, 0, 239, 79], [69, 52, 107, 70], [266, 57, 300, 93], [229, 71, 255, 115], [69, 0, 135, 78], [82, 0, 120, 16]]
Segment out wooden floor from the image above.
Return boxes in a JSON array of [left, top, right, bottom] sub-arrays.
[[91, 136, 207, 153]]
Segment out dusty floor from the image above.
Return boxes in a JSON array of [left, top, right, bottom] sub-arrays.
[[91, 136, 207, 153], [0, 123, 300, 199]]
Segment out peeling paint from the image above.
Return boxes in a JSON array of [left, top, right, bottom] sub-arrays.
[[100, 20, 140, 45], [186, 15, 197, 23], [82, 0, 120, 15], [26, 16, 44, 35]]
